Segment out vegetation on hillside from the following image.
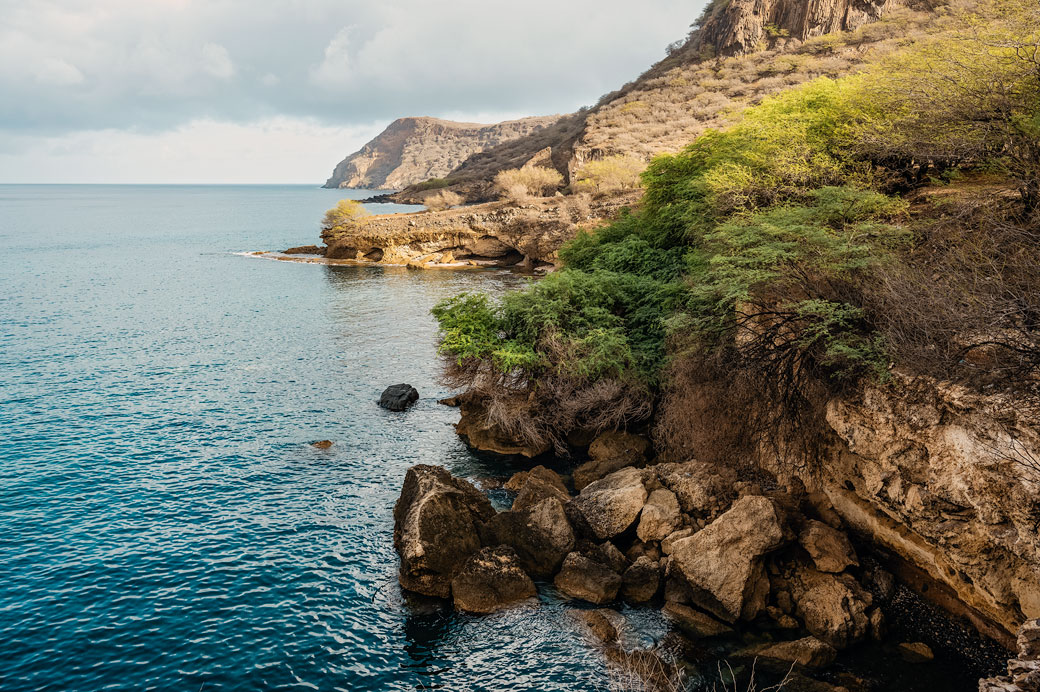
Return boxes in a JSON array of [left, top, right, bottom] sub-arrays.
[[433, 0, 1040, 457]]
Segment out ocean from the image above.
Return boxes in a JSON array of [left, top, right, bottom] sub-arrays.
[[0, 184, 664, 691]]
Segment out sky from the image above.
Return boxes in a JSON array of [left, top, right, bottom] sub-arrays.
[[0, 0, 702, 184]]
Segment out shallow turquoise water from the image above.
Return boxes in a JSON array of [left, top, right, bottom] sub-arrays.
[[0, 185, 650, 691]]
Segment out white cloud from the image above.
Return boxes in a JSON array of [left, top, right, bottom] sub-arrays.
[[34, 57, 85, 86], [201, 43, 235, 80], [309, 26, 353, 88]]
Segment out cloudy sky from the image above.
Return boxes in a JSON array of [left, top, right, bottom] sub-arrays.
[[0, 0, 701, 184]]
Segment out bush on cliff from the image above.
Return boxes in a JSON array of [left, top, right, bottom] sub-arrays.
[[321, 199, 369, 233], [434, 4, 1040, 455], [494, 167, 564, 203]]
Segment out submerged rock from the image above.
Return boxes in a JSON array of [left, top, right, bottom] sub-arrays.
[[311, 440, 333, 449], [393, 465, 495, 598], [554, 552, 622, 604], [569, 608, 620, 645], [669, 495, 785, 623], [450, 546, 537, 614], [379, 384, 419, 411]]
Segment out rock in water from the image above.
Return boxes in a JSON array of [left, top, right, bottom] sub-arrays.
[[554, 552, 622, 604], [450, 546, 537, 614], [668, 495, 785, 623], [379, 384, 419, 411], [393, 465, 495, 598], [620, 556, 661, 603]]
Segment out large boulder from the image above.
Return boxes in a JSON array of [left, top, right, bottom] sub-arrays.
[[554, 552, 622, 604], [450, 546, 537, 614], [799, 520, 858, 574], [455, 398, 551, 458], [481, 497, 575, 578], [668, 495, 786, 623], [786, 567, 873, 650], [379, 384, 419, 411], [393, 465, 495, 598], [655, 460, 738, 521], [570, 467, 648, 540], [573, 432, 651, 490], [637, 488, 682, 543]]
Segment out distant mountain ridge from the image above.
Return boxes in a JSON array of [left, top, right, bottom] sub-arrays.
[[322, 116, 561, 190]]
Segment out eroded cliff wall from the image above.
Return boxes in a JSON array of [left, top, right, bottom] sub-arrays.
[[323, 116, 560, 190]]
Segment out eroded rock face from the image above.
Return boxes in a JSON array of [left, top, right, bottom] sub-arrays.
[[819, 373, 1040, 640], [554, 552, 622, 605], [979, 620, 1040, 691], [669, 496, 786, 623], [393, 465, 495, 598], [451, 546, 537, 614], [481, 497, 575, 578], [571, 467, 649, 541]]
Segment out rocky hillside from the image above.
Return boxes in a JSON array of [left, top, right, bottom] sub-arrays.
[[322, 116, 560, 190], [392, 0, 937, 202]]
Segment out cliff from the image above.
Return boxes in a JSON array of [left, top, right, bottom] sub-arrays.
[[390, 0, 931, 201], [322, 116, 560, 190]]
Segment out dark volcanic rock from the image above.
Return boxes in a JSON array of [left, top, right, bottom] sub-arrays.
[[450, 546, 536, 613], [393, 465, 495, 598], [379, 384, 419, 411]]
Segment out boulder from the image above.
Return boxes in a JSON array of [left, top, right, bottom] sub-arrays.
[[554, 552, 622, 604], [668, 496, 786, 623], [481, 497, 575, 578], [655, 460, 738, 521], [504, 465, 567, 493], [379, 384, 419, 411], [799, 521, 858, 574], [577, 539, 629, 575], [511, 471, 570, 512], [662, 602, 733, 638], [393, 465, 495, 598], [455, 399, 550, 457], [571, 467, 648, 540], [573, 431, 650, 490], [451, 546, 537, 613], [621, 557, 661, 603], [898, 642, 935, 663], [637, 488, 682, 543], [757, 636, 837, 669], [788, 568, 873, 650]]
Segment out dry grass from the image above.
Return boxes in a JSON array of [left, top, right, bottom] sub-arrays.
[[423, 190, 462, 212]]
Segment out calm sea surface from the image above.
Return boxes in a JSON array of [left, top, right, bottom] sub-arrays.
[[0, 185, 663, 692]]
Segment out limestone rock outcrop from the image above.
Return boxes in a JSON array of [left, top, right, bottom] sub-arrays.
[[554, 552, 622, 605], [570, 467, 649, 541], [481, 496, 575, 579]]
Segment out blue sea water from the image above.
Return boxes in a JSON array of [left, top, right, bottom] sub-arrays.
[[0, 185, 657, 692]]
